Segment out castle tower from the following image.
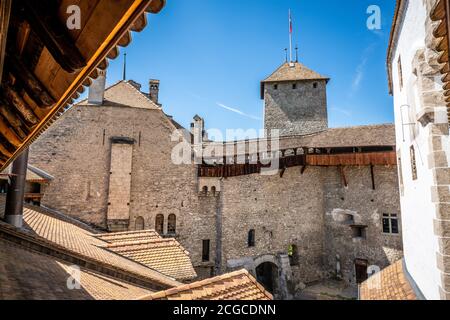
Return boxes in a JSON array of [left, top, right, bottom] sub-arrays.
[[261, 62, 329, 136]]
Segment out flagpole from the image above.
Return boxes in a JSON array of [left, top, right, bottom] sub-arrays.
[[289, 9, 293, 63]]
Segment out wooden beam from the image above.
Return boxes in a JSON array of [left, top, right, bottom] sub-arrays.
[[7, 54, 55, 107], [2, 84, 39, 125], [0, 114, 23, 147], [0, 0, 12, 82], [0, 101, 28, 139], [300, 165, 307, 175], [340, 166, 348, 188], [370, 165, 376, 190], [21, 0, 86, 73]]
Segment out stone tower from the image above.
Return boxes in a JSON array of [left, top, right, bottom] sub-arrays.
[[261, 62, 329, 136]]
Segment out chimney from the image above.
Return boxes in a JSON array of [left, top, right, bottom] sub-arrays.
[[88, 70, 106, 105], [191, 115, 205, 145], [128, 80, 142, 91], [149, 79, 160, 105]]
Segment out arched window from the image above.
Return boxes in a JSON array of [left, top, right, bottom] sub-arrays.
[[248, 229, 255, 247], [135, 216, 145, 231], [288, 245, 299, 266], [202, 186, 208, 194], [155, 214, 164, 234], [211, 186, 216, 195], [168, 214, 177, 234]]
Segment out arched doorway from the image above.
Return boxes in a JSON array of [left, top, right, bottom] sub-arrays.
[[256, 262, 279, 294]]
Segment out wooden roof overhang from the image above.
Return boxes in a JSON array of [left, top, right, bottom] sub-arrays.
[[431, 0, 450, 124], [0, 0, 165, 171], [199, 146, 396, 178]]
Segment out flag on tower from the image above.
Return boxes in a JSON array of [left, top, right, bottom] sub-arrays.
[[289, 10, 293, 34]]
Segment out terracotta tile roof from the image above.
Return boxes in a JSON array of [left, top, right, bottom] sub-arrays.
[[106, 238, 197, 281], [262, 62, 329, 83], [141, 269, 273, 301], [359, 260, 417, 300], [95, 230, 162, 244], [0, 197, 181, 290], [0, 237, 152, 300], [278, 124, 396, 148]]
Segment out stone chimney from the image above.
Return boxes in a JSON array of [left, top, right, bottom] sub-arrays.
[[191, 115, 206, 145], [88, 70, 106, 105], [128, 80, 142, 91], [149, 79, 160, 105]]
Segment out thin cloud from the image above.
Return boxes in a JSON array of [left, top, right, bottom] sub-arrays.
[[330, 107, 352, 117], [216, 102, 261, 121], [350, 44, 376, 96]]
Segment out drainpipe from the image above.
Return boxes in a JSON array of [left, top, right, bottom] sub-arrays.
[[4, 148, 29, 228]]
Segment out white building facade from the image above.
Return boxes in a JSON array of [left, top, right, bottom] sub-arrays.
[[388, 0, 450, 300]]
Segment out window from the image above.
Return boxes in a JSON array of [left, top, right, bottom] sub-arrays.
[[202, 239, 210, 262], [397, 150, 405, 196], [383, 214, 399, 234], [288, 244, 299, 266], [410, 145, 418, 180], [398, 56, 403, 90], [248, 229, 255, 247], [351, 226, 367, 239], [313, 82, 318, 89], [135, 216, 145, 231], [155, 214, 164, 234], [292, 83, 297, 89], [202, 186, 208, 194], [168, 214, 176, 234], [211, 186, 216, 195], [273, 84, 278, 90]]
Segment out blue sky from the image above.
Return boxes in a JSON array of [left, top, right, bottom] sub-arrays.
[[100, 0, 396, 139]]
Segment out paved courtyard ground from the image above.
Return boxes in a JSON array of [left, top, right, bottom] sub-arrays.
[[296, 279, 358, 300]]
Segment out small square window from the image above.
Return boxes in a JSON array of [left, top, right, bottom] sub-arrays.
[[292, 83, 297, 89], [273, 84, 278, 90], [313, 83, 318, 89], [351, 226, 367, 239]]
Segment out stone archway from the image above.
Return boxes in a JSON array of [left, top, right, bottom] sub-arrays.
[[256, 262, 279, 294]]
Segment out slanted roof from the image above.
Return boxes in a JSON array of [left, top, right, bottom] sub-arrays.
[[106, 238, 198, 281], [0, 164, 53, 183], [96, 230, 162, 244], [262, 62, 329, 83], [98, 81, 162, 110], [0, 237, 153, 300], [0, 197, 181, 291], [142, 269, 273, 300], [359, 260, 417, 300], [260, 62, 329, 98]]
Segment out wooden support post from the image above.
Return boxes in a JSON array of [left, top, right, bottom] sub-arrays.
[[4, 148, 28, 228], [370, 165, 376, 190], [340, 166, 348, 188], [300, 165, 307, 175]]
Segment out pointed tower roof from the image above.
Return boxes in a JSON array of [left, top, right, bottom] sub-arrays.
[[263, 62, 329, 83], [260, 62, 329, 99]]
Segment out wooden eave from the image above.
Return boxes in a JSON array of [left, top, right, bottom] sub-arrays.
[[0, 0, 165, 170], [431, 0, 450, 125]]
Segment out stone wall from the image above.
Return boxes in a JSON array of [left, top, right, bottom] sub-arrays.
[[264, 79, 328, 137], [323, 166, 403, 285]]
